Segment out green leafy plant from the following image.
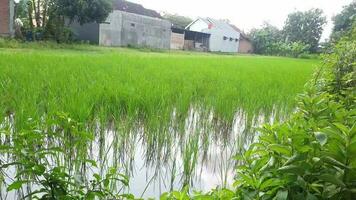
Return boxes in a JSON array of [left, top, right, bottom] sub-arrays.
[[234, 40, 355, 199], [0, 113, 134, 199]]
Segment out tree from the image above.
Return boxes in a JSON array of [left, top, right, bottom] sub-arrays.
[[283, 9, 326, 52], [17, 0, 112, 42], [162, 13, 193, 29], [248, 22, 282, 54], [57, 0, 113, 25], [330, 1, 356, 42]]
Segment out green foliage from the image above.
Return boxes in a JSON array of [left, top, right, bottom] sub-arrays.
[[0, 113, 133, 199], [15, 0, 112, 42], [234, 40, 356, 199], [15, 0, 29, 19], [249, 24, 310, 57], [250, 9, 326, 56], [283, 9, 327, 52], [163, 13, 193, 29], [249, 23, 282, 55], [160, 187, 236, 200], [58, 0, 113, 25], [330, 1, 356, 42]]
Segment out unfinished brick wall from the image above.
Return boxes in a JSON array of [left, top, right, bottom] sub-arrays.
[[0, 0, 10, 36]]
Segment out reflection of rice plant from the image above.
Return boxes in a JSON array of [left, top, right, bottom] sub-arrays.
[[181, 133, 199, 188]]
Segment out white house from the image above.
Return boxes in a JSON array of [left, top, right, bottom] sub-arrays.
[[186, 18, 240, 53]]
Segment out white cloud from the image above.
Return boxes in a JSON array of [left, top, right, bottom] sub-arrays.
[[130, 0, 354, 41]]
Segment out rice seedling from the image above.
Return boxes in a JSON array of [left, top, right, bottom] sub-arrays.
[[0, 48, 318, 128], [0, 46, 319, 197]]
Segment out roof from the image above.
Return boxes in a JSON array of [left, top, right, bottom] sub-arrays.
[[186, 17, 240, 37], [113, 0, 162, 19], [230, 24, 251, 41], [171, 27, 211, 37]]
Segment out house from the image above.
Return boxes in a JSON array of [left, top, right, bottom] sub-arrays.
[[171, 27, 210, 51], [230, 25, 254, 53], [71, 0, 171, 49], [0, 0, 14, 37], [186, 18, 240, 53]]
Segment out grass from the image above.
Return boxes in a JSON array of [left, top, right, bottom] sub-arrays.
[[0, 46, 319, 130]]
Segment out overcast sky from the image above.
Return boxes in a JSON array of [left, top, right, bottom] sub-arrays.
[[131, 0, 354, 41]]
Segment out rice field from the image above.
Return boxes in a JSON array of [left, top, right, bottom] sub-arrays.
[[0, 47, 318, 125], [0, 46, 319, 197]]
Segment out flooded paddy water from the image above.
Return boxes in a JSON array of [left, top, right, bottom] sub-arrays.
[[0, 107, 279, 199]]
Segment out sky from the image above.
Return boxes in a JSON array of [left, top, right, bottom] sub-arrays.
[[131, 0, 354, 41]]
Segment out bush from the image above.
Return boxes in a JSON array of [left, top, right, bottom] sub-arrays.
[[234, 40, 355, 199]]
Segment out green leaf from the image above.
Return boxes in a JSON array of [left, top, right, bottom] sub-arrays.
[[319, 174, 345, 187], [7, 180, 27, 191], [322, 156, 349, 169], [333, 123, 349, 135], [277, 165, 304, 175], [84, 159, 97, 167], [284, 153, 306, 166], [268, 144, 291, 156], [306, 192, 318, 200], [93, 173, 101, 182], [103, 179, 110, 187], [259, 178, 282, 190], [314, 132, 328, 146], [239, 173, 256, 188], [33, 164, 45, 175], [274, 190, 288, 200]]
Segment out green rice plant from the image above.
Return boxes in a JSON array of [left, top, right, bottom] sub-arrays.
[[0, 45, 319, 195], [0, 47, 318, 130]]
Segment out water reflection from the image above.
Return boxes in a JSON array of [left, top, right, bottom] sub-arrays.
[[0, 107, 278, 199]]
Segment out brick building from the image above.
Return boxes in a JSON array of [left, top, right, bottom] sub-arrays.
[[0, 0, 14, 36]]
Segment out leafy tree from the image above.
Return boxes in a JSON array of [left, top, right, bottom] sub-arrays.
[[18, 0, 112, 42], [248, 22, 282, 54], [283, 9, 327, 52], [57, 0, 113, 25], [162, 13, 193, 29], [330, 1, 356, 42], [14, 0, 29, 19]]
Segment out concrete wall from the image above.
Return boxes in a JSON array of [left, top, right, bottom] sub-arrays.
[[71, 21, 99, 44], [238, 38, 253, 53], [100, 10, 171, 49], [100, 11, 123, 46], [170, 32, 184, 50], [0, 0, 14, 37], [188, 18, 240, 53], [202, 28, 239, 53]]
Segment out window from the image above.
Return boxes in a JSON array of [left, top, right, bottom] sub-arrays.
[[223, 36, 228, 40], [230, 37, 233, 41], [130, 23, 135, 27], [235, 39, 239, 42]]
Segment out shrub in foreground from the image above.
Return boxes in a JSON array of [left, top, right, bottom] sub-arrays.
[[233, 41, 355, 199]]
